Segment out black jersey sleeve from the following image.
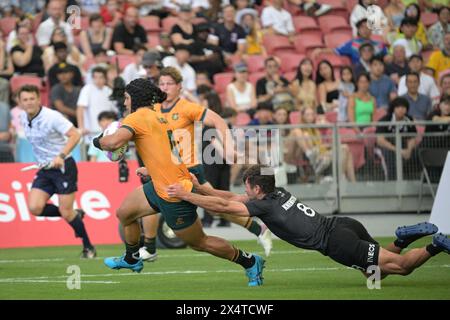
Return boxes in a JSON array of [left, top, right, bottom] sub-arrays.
[[244, 199, 270, 217]]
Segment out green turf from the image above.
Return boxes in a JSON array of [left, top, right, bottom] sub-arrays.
[[0, 238, 449, 300]]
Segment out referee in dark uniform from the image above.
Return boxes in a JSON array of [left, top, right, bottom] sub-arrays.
[[168, 164, 450, 278]]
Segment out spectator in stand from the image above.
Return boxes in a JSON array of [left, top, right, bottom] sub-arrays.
[[0, 101, 14, 163], [440, 73, 450, 98], [384, 0, 405, 34], [402, 3, 430, 50], [195, 71, 213, 91], [290, 57, 317, 112], [100, 0, 124, 27], [0, 31, 13, 105], [42, 27, 85, 73], [88, 111, 118, 162], [50, 63, 81, 127], [391, 17, 423, 58], [428, 6, 449, 51], [401, 71, 433, 120], [36, 0, 74, 49], [376, 97, 417, 180], [313, 18, 388, 65], [131, 0, 167, 18], [424, 95, 450, 148], [239, 10, 267, 57], [353, 42, 375, 79], [337, 66, 356, 123], [188, 22, 225, 79], [351, 0, 388, 37], [287, 0, 331, 17], [235, 0, 257, 26], [77, 67, 117, 143], [10, 24, 45, 77], [84, 47, 110, 85], [79, 13, 113, 60], [142, 50, 163, 84], [398, 54, 441, 104], [163, 0, 210, 16], [385, 43, 410, 85], [155, 32, 175, 60], [261, 0, 295, 43], [226, 62, 257, 114], [256, 57, 290, 107], [369, 56, 397, 110], [170, 4, 196, 46], [6, 16, 33, 53], [47, 42, 83, 88], [120, 44, 148, 85], [348, 73, 376, 133], [427, 32, 450, 82], [111, 6, 148, 55], [162, 44, 197, 94], [210, 5, 247, 66], [316, 60, 340, 114], [8, 0, 45, 17]]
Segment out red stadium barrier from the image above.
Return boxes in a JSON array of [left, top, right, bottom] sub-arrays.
[[0, 161, 142, 248]]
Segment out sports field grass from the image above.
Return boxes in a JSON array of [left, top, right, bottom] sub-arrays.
[[0, 237, 449, 300]]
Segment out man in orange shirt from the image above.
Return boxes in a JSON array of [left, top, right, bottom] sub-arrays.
[[93, 78, 265, 286], [137, 67, 272, 263]]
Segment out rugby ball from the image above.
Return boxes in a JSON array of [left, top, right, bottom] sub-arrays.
[[103, 121, 128, 162]]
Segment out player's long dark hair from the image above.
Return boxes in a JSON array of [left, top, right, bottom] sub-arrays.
[[125, 78, 167, 112]]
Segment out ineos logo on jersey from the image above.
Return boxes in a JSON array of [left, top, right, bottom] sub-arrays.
[[367, 244, 376, 264]]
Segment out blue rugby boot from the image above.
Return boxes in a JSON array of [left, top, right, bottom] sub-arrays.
[[394, 222, 438, 248], [104, 254, 144, 273], [432, 233, 450, 254], [245, 254, 265, 287]]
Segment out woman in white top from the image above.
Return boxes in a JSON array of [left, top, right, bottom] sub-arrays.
[[226, 62, 257, 113]]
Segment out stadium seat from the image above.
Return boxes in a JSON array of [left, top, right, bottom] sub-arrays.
[[318, 15, 352, 34], [294, 34, 324, 56], [373, 108, 387, 121], [316, 0, 349, 19], [339, 127, 366, 170], [421, 12, 438, 28], [246, 55, 266, 73], [345, 0, 358, 13], [277, 53, 305, 73], [140, 16, 161, 32], [161, 16, 178, 33], [314, 53, 351, 69], [10, 75, 43, 94], [289, 111, 301, 124], [0, 17, 17, 36], [112, 55, 137, 71], [324, 111, 337, 123], [249, 71, 266, 87], [236, 112, 251, 126], [263, 35, 295, 55], [147, 31, 161, 47], [213, 72, 234, 94], [324, 31, 353, 49], [292, 16, 319, 33], [283, 1, 302, 16]]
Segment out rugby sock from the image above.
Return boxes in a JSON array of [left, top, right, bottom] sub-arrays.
[[231, 247, 255, 269], [246, 219, 262, 237], [426, 244, 443, 256], [68, 214, 93, 249], [124, 242, 141, 264], [143, 237, 156, 254], [41, 204, 61, 217]]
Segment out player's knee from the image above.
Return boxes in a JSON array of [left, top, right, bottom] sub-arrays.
[[116, 206, 131, 225], [28, 204, 44, 216]]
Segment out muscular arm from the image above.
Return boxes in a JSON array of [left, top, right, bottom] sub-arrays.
[[61, 126, 81, 156], [167, 184, 250, 217], [195, 182, 249, 202], [202, 109, 236, 163], [99, 127, 133, 151]]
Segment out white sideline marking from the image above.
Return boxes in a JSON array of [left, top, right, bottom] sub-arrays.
[[0, 258, 65, 264], [0, 279, 119, 284]]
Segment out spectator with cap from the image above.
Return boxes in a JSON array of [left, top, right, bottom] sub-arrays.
[[401, 71, 433, 121], [226, 62, 257, 114], [385, 43, 410, 85], [238, 8, 267, 57], [121, 45, 149, 85], [50, 63, 81, 127], [312, 18, 388, 65], [162, 44, 197, 94], [427, 32, 450, 82], [368, 56, 397, 110], [261, 0, 295, 43], [353, 42, 375, 79], [189, 22, 224, 78], [249, 101, 274, 126], [142, 50, 163, 84], [111, 6, 148, 55], [35, 0, 74, 49], [170, 4, 196, 46], [47, 42, 83, 88], [210, 5, 247, 65], [398, 54, 441, 105]]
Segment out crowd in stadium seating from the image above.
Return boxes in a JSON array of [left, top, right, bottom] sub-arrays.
[[0, 0, 449, 188]]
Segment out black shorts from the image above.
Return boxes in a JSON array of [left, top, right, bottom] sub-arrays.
[[31, 157, 78, 196], [326, 217, 380, 272]]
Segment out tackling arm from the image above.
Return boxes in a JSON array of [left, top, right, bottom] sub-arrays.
[[167, 184, 250, 217], [97, 127, 133, 151]]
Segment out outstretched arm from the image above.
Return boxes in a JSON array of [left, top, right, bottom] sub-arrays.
[[167, 184, 250, 217], [191, 174, 249, 202]]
